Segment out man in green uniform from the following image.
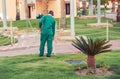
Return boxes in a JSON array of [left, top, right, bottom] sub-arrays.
[[39, 10, 56, 57]]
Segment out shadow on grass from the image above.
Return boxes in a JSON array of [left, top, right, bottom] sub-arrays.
[[10, 57, 45, 64], [106, 64, 120, 79]]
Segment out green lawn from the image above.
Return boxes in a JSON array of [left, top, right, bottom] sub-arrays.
[[0, 50, 120, 79], [12, 18, 120, 40], [0, 17, 120, 46], [0, 34, 18, 46], [67, 18, 120, 40]]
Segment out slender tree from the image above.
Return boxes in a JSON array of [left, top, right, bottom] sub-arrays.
[[80, 0, 87, 15], [111, 0, 116, 12], [16, 0, 20, 20], [42, 0, 49, 15], [117, 0, 120, 22], [60, 0, 66, 29], [76, 0, 80, 11], [93, 0, 109, 14]]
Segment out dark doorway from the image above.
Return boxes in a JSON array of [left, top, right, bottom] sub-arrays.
[[28, 6, 31, 18], [66, 3, 70, 15]]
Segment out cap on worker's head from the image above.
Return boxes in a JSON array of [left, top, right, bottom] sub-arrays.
[[49, 10, 54, 16]]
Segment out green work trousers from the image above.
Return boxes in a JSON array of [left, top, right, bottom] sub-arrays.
[[39, 34, 53, 57]]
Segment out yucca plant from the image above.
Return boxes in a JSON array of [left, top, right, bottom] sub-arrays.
[[72, 36, 112, 73]]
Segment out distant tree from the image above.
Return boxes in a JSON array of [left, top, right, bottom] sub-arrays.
[[93, 0, 109, 14], [93, 0, 97, 14], [16, 0, 20, 20], [76, 0, 81, 11], [82, 0, 87, 15], [110, 0, 120, 22], [60, 0, 66, 29], [101, 0, 109, 9], [42, 0, 49, 14], [111, 0, 116, 12], [117, 0, 120, 22], [93, 0, 109, 6]]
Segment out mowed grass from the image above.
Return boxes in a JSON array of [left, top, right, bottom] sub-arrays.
[[0, 34, 18, 46], [0, 17, 120, 40], [66, 18, 120, 40], [0, 50, 120, 79], [0, 17, 120, 46]]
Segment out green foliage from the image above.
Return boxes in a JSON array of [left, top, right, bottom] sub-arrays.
[[100, 61, 110, 70], [77, 10, 82, 16], [72, 36, 112, 56], [13, 19, 39, 30], [0, 51, 120, 79], [93, 0, 109, 5], [87, 68, 94, 74], [77, 9, 89, 16], [0, 34, 18, 46]]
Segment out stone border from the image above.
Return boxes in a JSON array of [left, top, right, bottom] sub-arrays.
[[77, 16, 97, 20], [87, 23, 113, 28]]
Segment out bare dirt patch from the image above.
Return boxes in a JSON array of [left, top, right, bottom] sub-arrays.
[[75, 68, 114, 77]]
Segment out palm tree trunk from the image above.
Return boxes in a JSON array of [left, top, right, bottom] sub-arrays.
[[117, 1, 120, 22], [111, 1, 115, 13], [16, 0, 20, 20], [42, 0, 49, 15], [82, 1, 87, 15], [60, 0, 66, 29], [87, 55, 96, 73]]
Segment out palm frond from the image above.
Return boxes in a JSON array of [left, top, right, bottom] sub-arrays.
[[72, 36, 112, 56]]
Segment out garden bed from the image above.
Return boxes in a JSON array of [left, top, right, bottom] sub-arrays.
[[75, 67, 114, 77]]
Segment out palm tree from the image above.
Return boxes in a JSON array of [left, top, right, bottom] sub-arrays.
[[42, 0, 49, 14], [81, 0, 87, 15], [111, 0, 116, 13], [117, 0, 120, 22], [72, 36, 111, 73]]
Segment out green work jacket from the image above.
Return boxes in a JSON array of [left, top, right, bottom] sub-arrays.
[[39, 14, 56, 36]]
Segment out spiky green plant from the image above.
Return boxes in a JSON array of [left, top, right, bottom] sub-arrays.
[[72, 36, 112, 73]]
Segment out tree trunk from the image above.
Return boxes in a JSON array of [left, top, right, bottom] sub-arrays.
[[16, 0, 20, 20], [117, 1, 120, 22], [87, 55, 96, 73], [60, 0, 66, 29], [42, 0, 49, 15], [93, 5, 97, 15], [82, 1, 87, 15], [76, 0, 80, 11], [111, 1, 115, 13], [103, 4, 107, 17]]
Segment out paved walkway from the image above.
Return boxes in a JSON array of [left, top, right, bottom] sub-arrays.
[[0, 32, 80, 56], [0, 33, 120, 57], [104, 12, 117, 21]]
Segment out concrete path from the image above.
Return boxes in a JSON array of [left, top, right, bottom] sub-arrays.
[[104, 12, 117, 21], [0, 32, 80, 56], [0, 41, 79, 57], [0, 37, 120, 57]]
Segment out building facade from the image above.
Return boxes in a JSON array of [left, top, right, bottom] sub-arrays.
[[0, 0, 16, 20], [0, 0, 77, 20], [36, 0, 77, 18]]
